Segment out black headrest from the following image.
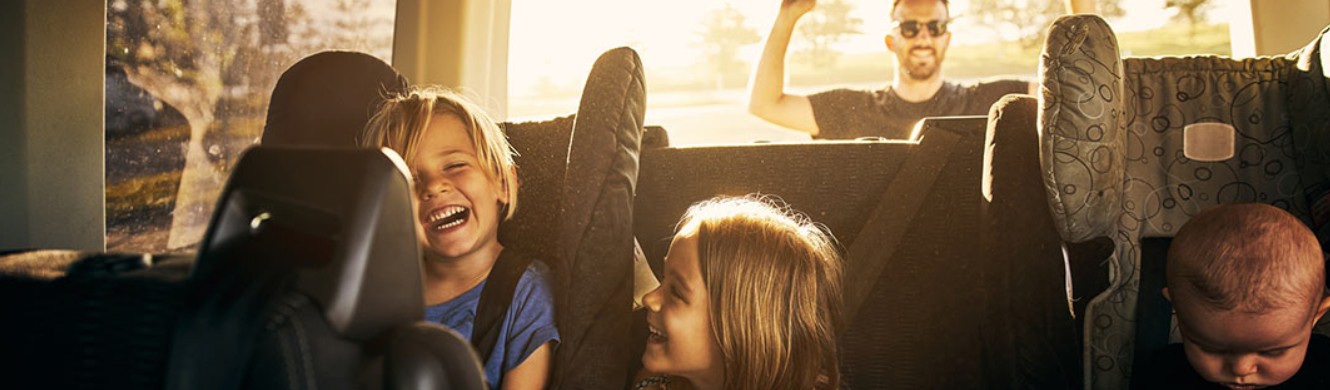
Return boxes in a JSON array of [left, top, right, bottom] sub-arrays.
[[168, 147, 423, 388], [261, 51, 409, 147], [193, 146, 422, 339]]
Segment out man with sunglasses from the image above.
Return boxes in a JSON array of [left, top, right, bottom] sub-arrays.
[[748, 0, 1063, 140]]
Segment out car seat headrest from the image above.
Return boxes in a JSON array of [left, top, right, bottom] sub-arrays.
[[1290, 25, 1330, 233], [1038, 14, 1127, 242], [262, 51, 409, 147], [498, 115, 575, 258], [193, 146, 422, 341]]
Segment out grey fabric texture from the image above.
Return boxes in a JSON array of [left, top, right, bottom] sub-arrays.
[[1039, 14, 1127, 243], [1039, 15, 1330, 390]]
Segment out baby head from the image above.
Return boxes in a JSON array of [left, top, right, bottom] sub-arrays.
[[642, 195, 843, 390], [1165, 203, 1330, 388], [361, 86, 518, 261]]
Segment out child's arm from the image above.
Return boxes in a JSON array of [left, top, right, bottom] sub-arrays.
[[500, 341, 554, 389]]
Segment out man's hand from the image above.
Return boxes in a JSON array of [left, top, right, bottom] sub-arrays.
[[749, 0, 821, 135], [782, 0, 816, 19]]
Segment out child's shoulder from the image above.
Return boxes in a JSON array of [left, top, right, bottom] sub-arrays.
[[514, 258, 554, 294], [507, 257, 556, 315], [520, 258, 552, 280]]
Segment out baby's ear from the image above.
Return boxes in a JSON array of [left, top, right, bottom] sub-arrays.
[[1162, 287, 1172, 303], [1315, 294, 1330, 322]]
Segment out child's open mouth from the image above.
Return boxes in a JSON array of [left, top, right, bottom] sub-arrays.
[[648, 324, 667, 343], [426, 206, 470, 232]]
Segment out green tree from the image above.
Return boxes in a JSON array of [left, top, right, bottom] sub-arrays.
[[697, 4, 762, 90], [106, 0, 319, 249], [968, 0, 1124, 50], [795, 0, 863, 71]]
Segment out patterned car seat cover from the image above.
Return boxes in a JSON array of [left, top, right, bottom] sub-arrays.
[[1038, 15, 1330, 390]]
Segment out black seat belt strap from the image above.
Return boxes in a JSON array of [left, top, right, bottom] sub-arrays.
[[471, 248, 534, 365], [843, 129, 961, 321]]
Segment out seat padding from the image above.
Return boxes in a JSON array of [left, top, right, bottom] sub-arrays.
[[499, 114, 575, 258], [1038, 14, 1126, 243], [496, 47, 647, 389], [982, 95, 1082, 389], [551, 47, 646, 389], [634, 141, 911, 267]]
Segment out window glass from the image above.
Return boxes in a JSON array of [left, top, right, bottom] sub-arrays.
[[105, 0, 397, 252], [507, 0, 1233, 146]]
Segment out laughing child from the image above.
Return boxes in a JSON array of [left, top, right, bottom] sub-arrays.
[[634, 196, 843, 390], [361, 87, 558, 389]]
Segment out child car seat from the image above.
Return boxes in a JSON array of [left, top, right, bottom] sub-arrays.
[[500, 47, 647, 389], [1028, 14, 1330, 390]]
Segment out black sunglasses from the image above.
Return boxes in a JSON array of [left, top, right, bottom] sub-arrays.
[[892, 19, 948, 39]]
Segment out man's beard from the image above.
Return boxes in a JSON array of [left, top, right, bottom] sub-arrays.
[[902, 46, 941, 81]]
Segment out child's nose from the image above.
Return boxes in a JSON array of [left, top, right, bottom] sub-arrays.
[[419, 178, 454, 201], [1227, 355, 1260, 377], [641, 286, 663, 312]]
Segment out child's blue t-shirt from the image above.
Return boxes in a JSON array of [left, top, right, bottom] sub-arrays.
[[424, 260, 560, 388]]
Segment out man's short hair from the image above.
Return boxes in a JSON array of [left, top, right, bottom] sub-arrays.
[[891, 0, 951, 20], [1167, 203, 1324, 314]]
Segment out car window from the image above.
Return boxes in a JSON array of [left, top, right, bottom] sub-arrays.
[[507, 0, 1233, 146], [105, 0, 398, 253]]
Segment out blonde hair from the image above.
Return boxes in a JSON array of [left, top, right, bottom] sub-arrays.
[[360, 86, 518, 220], [1168, 203, 1325, 314], [678, 195, 843, 390]]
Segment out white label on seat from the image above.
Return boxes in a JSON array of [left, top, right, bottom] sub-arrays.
[[1183, 122, 1235, 162]]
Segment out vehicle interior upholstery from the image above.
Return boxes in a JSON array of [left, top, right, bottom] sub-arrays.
[[5, 12, 1330, 390]]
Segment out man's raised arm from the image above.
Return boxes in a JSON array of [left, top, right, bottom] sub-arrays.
[[747, 0, 820, 136]]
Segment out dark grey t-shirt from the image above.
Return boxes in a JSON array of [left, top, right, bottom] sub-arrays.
[[807, 79, 1029, 140]]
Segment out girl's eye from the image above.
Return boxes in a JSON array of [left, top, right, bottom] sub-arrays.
[[445, 162, 467, 171], [670, 286, 686, 301], [1260, 348, 1290, 357]]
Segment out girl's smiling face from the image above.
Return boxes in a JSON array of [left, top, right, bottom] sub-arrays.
[[410, 113, 507, 263], [641, 226, 724, 385]]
